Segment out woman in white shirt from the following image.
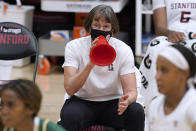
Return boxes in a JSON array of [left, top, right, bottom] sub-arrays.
[[147, 44, 196, 131], [57, 4, 145, 131]]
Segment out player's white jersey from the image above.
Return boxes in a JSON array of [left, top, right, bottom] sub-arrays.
[[146, 87, 196, 131], [153, 0, 196, 36]]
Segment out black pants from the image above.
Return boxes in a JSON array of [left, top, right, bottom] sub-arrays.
[[58, 95, 145, 131]]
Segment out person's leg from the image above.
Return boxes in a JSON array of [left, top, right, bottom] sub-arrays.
[[97, 99, 124, 129], [57, 96, 96, 131], [123, 102, 145, 131], [98, 99, 145, 131]]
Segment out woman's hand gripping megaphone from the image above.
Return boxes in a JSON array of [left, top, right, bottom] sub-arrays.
[[87, 37, 99, 67]]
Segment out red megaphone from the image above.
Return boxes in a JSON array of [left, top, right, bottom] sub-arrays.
[[90, 35, 116, 66]]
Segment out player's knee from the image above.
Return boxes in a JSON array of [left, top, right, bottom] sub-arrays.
[[126, 102, 145, 119]]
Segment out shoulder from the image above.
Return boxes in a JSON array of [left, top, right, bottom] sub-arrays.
[[186, 88, 196, 104], [66, 36, 91, 48], [110, 37, 129, 47], [40, 119, 66, 131], [185, 88, 196, 122], [146, 95, 164, 122], [148, 95, 164, 113], [110, 37, 133, 53], [46, 121, 66, 131]]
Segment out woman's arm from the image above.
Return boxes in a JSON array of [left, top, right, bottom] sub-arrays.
[[64, 62, 94, 96], [153, 7, 168, 36], [63, 38, 98, 96], [153, 7, 185, 43], [118, 73, 137, 115]]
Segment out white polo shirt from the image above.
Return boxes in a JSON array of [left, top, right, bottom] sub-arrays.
[[63, 36, 135, 101]]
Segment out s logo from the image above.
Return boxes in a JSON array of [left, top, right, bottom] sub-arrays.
[[150, 39, 160, 46], [108, 64, 114, 71], [144, 54, 152, 69], [189, 32, 196, 39], [191, 42, 196, 53]]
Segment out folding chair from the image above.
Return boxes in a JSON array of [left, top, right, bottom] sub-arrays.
[[0, 22, 39, 83]]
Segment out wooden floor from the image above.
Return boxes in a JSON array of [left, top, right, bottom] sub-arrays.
[[11, 64, 65, 123]]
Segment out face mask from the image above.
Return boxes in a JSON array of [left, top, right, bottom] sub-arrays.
[[90, 29, 112, 41]]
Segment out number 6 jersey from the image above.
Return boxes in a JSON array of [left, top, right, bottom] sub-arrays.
[[153, 0, 196, 36]]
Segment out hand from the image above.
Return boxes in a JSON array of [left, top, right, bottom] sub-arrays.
[[89, 38, 98, 66], [167, 30, 185, 43], [91, 37, 98, 49], [118, 95, 129, 115], [87, 60, 95, 68]]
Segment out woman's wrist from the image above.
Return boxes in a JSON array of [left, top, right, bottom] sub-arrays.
[[87, 61, 95, 69], [165, 29, 172, 37]]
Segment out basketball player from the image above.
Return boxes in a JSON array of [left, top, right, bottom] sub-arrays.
[[146, 44, 196, 131], [0, 79, 66, 131], [139, 0, 196, 110]]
